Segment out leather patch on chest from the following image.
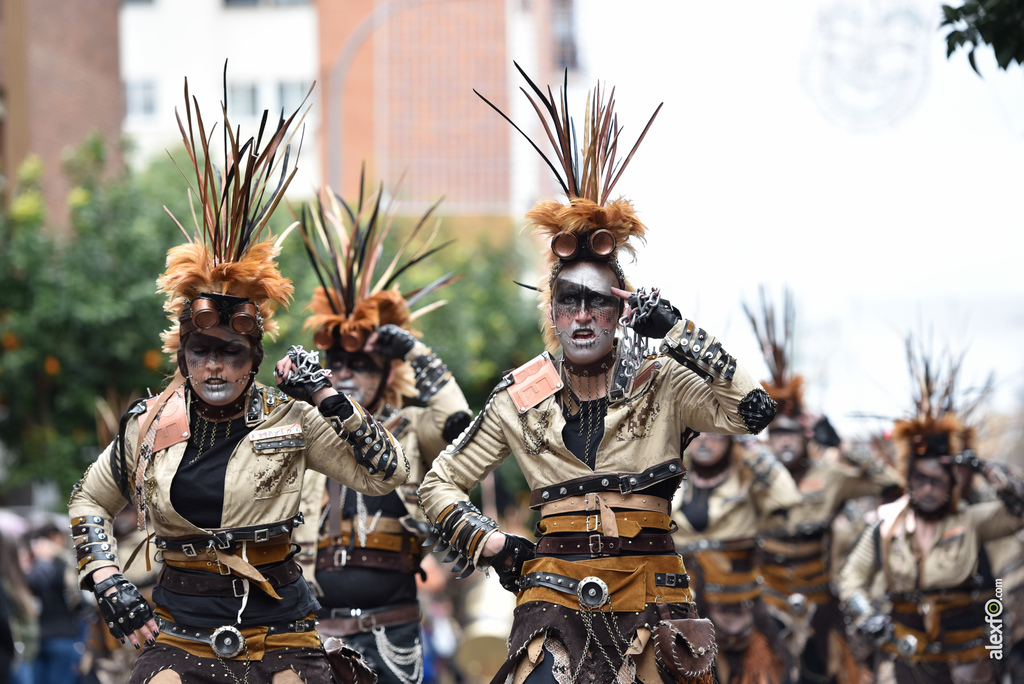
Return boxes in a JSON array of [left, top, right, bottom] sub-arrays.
[[507, 352, 563, 413], [151, 387, 189, 452], [249, 423, 305, 452]]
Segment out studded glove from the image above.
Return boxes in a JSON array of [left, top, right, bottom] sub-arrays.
[[277, 345, 333, 404], [626, 289, 681, 339], [373, 324, 417, 360], [489, 533, 536, 593], [94, 573, 154, 641]]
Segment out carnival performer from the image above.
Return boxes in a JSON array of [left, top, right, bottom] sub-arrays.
[[292, 182, 471, 684], [67, 77, 405, 684], [673, 432, 800, 683], [837, 340, 1024, 684], [746, 288, 900, 684], [418, 65, 778, 684]]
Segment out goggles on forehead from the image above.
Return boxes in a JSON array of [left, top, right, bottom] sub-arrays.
[[189, 293, 260, 335], [551, 229, 616, 261]]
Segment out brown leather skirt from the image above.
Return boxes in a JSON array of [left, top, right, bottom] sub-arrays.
[[126, 642, 335, 684]]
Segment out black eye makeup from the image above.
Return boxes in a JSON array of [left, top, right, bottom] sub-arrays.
[[185, 333, 253, 370], [328, 352, 383, 375]]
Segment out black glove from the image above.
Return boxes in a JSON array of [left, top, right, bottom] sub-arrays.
[[489, 533, 536, 593], [858, 612, 892, 646], [277, 345, 333, 404], [626, 289, 681, 339], [812, 416, 841, 448], [94, 573, 155, 641], [373, 324, 417, 360]]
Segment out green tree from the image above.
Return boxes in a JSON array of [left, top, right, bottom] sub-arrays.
[[942, 0, 1024, 74]]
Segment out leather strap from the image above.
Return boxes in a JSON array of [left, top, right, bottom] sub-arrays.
[[318, 604, 421, 637], [536, 511, 673, 538], [539, 491, 670, 517], [529, 459, 684, 508], [155, 616, 317, 644], [316, 531, 418, 554], [328, 478, 342, 540], [536, 532, 676, 557], [158, 560, 302, 597], [154, 514, 304, 554], [517, 571, 690, 596], [317, 515, 411, 541], [316, 546, 420, 574]]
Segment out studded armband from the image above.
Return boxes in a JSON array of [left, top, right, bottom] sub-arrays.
[[71, 516, 116, 573], [421, 500, 499, 579], [661, 319, 737, 383], [410, 350, 452, 401], [327, 402, 401, 481]]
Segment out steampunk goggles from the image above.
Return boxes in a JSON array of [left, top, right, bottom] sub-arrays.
[[188, 293, 261, 335], [551, 229, 616, 261]]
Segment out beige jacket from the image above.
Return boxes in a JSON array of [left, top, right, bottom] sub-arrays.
[[838, 495, 1024, 600], [294, 348, 470, 587], [69, 383, 407, 585], [420, 319, 770, 559], [674, 445, 801, 548]]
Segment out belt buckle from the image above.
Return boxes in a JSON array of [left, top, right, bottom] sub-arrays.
[[357, 614, 377, 632], [585, 514, 600, 532], [182, 543, 197, 557], [214, 533, 231, 550], [294, 620, 309, 633], [232, 578, 246, 598], [584, 493, 599, 512], [663, 573, 677, 587], [588, 534, 603, 555], [334, 549, 348, 568], [619, 476, 638, 495], [254, 528, 270, 543], [211, 625, 245, 659]]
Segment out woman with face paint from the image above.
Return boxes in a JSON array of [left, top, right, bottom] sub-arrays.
[[67, 78, 405, 684], [291, 183, 471, 684], [837, 343, 1024, 684], [418, 67, 778, 684]]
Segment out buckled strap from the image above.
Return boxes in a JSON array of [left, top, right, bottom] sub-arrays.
[[654, 573, 691, 589], [529, 459, 684, 507], [539, 492, 671, 517], [155, 514, 303, 555], [318, 604, 421, 637], [517, 572, 581, 595], [156, 616, 317, 645], [316, 547, 420, 574], [537, 511, 673, 538], [535, 532, 676, 557], [158, 560, 302, 598]]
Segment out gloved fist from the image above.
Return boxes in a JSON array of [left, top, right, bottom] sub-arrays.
[[372, 324, 417, 360], [276, 345, 333, 404], [488, 533, 536, 593], [858, 612, 892, 646], [94, 573, 155, 641], [623, 288, 681, 339]]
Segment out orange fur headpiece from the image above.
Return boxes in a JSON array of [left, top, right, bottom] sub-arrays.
[[299, 180, 458, 408], [477, 64, 661, 352], [158, 71, 309, 358]]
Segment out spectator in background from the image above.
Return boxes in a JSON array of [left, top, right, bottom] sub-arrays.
[[1, 531, 39, 684], [26, 524, 82, 684]]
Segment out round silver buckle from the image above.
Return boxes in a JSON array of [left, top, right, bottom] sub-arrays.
[[577, 576, 610, 610], [211, 625, 245, 658]]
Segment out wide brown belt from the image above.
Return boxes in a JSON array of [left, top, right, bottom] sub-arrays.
[[536, 511, 673, 538], [323, 515, 409, 537], [317, 531, 419, 554], [160, 539, 295, 599], [316, 546, 420, 574], [536, 532, 676, 557], [539, 491, 671, 517], [318, 604, 421, 637], [158, 560, 302, 597], [528, 459, 684, 508]]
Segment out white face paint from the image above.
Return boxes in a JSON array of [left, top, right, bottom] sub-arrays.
[[551, 261, 621, 366], [184, 326, 254, 406]]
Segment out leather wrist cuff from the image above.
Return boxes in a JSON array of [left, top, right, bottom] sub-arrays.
[[411, 351, 451, 401], [661, 319, 737, 383]]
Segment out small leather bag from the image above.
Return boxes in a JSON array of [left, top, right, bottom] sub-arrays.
[[650, 604, 717, 683]]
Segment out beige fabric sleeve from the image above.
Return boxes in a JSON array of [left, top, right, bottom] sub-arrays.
[[836, 521, 881, 606]]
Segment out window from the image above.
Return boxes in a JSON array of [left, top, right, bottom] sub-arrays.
[[125, 80, 157, 118], [228, 83, 260, 118], [277, 81, 311, 115]]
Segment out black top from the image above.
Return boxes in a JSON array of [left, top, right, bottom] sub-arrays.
[[681, 482, 722, 533], [561, 397, 608, 470]]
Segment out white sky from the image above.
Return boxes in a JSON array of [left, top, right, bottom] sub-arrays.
[[559, 0, 1024, 440]]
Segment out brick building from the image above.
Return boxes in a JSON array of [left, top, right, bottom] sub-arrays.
[[0, 0, 123, 229]]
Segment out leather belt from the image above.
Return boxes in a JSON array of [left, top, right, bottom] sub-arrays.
[[156, 616, 317, 644], [316, 546, 420, 574], [539, 491, 670, 517], [537, 511, 673, 538], [536, 532, 676, 557], [155, 514, 304, 555], [321, 515, 409, 537], [529, 459, 684, 507], [159, 560, 302, 598], [679, 538, 754, 554], [318, 604, 421, 636], [516, 571, 690, 595], [316, 531, 417, 554]]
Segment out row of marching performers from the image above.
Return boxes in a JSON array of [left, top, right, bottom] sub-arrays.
[[65, 65, 1024, 684]]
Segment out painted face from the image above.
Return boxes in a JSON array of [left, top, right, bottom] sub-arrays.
[[909, 458, 952, 514], [689, 432, 731, 468], [768, 428, 807, 467], [551, 261, 620, 366], [327, 350, 386, 409], [183, 326, 254, 405]]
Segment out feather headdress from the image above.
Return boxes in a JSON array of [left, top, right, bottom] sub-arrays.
[[157, 66, 310, 358], [298, 173, 458, 408], [476, 63, 661, 351], [744, 286, 805, 420]]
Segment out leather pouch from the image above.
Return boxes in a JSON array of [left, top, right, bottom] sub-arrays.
[[650, 605, 717, 681], [323, 636, 377, 684]]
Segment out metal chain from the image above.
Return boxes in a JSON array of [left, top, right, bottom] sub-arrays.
[[217, 638, 251, 684], [373, 626, 424, 684]]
